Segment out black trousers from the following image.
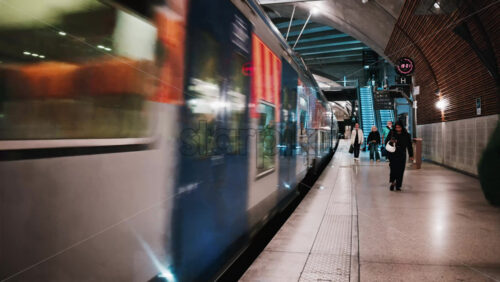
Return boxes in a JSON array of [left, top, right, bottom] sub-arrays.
[[389, 157, 406, 188], [353, 143, 361, 158]]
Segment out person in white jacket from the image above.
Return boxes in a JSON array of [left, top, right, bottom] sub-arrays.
[[350, 123, 364, 161]]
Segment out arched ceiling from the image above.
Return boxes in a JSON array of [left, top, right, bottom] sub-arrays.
[[271, 18, 370, 67], [259, 0, 405, 58]]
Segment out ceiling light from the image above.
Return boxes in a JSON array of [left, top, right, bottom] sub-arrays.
[[104, 47, 112, 51], [32, 53, 39, 57], [58, 31, 67, 36], [436, 99, 447, 110], [433, 1, 440, 9], [364, 65, 370, 69], [23, 51, 31, 55], [39, 55, 45, 59], [97, 45, 105, 49]]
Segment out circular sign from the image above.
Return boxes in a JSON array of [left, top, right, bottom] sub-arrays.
[[395, 57, 415, 75]]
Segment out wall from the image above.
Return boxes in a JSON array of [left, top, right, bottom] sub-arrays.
[[385, 0, 500, 125], [417, 114, 498, 175]]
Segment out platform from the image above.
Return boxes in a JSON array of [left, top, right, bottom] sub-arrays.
[[241, 140, 500, 281]]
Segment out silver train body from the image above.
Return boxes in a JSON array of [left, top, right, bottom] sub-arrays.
[[0, 0, 338, 281]]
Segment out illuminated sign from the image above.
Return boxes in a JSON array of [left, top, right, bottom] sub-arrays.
[[395, 57, 415, 75], [242, 62, 253, 76]]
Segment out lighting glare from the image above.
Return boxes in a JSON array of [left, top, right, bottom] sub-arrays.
[[23, 51, 31, 55], [97, 45, 105, 49], [39, 55, 45, 59], [31, 53, 39, 57], [364, 65, 370, 69], [310, 8, 319, 15], [433, 1, 440, 9], [158, 270, 176, 282], [436, 99, 447, 110], [133, 231, 177, 282], [58, 31, 67, 36], [104, 47, 112, 51]]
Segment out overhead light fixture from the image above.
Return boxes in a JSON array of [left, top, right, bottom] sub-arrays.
[[39, 55, 45, 59], [364, 65, 370, 69], [310, 7, 319, 15], [436, 99, 447, 110], [31, 53, 39, 57], [58, 31, 67, 36], [23, 51, 31, 55], [97, 45, 105, 49], [433, 1, 440, 9]]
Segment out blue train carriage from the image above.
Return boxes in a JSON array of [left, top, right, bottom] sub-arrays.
[[172, 0, 338, 280]]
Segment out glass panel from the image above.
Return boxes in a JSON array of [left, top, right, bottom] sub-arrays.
[[257, 102, 275, 174], [0, 0, 158, 140]]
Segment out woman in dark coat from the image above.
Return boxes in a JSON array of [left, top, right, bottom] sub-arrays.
[[367, 126, 381, 162], [385, 121, 414, 191]]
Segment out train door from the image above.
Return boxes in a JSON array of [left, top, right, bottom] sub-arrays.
[[278, 61, 298, 193], [172, 0, 251, 280]]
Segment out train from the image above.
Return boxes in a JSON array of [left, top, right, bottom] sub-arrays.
[[0, 0, 338, 281]]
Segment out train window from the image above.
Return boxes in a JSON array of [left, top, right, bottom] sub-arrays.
[[111, 0, 159, 18], [0, 0, 158, 140], [256, 102, 275, 175]]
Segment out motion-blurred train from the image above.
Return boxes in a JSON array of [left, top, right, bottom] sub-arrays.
[[0, 0, 338, 281]]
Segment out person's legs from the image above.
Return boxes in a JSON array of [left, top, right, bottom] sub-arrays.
[[354, 144, 360, 159], [375, 145, 380, 160], [369, 143, 375, 160], [389, 162, 396, 183], [389, 162, 396, 191], [395, 160, 406, 190]]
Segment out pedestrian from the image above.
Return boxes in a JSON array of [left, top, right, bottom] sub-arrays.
[[385, 121, 413, 191], [367, 126, 381, 162], [381, 121, 393, 161], [350, 123, 363, 161]]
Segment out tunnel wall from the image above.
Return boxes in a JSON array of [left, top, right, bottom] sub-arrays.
[[417, 114, 498, 175], [385, 0, 500, 125]]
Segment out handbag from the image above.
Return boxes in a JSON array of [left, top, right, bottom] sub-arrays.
[[349, 144, 354, 154], [385, 132, 396, 153]]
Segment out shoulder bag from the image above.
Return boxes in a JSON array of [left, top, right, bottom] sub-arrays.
[[385, 132, 396, 153]]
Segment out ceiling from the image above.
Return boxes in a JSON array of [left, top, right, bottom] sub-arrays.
[[259, 0, 405, 58], [270, 17, 369, 68]]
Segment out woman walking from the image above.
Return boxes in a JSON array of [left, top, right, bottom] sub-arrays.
[[367, 126, 381, 162], [385, 121, 413, 191], [350, 123, 363, 161]]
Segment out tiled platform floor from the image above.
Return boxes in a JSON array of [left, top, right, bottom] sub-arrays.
[[241, 140, 500, 281]]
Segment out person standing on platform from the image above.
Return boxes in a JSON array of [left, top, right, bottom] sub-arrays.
[[381, 121, 393, 161], [385, 121, 413, 191], [367, 126, 381, 162], [350, 123, 363, 161]]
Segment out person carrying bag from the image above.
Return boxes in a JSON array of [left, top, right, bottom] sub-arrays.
[[350, 123, 363, 161], [384, 121, 413, 191]]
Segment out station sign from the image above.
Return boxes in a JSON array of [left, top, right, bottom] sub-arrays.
[[396, 75, 412, 85], [395, 57, 415, 75]]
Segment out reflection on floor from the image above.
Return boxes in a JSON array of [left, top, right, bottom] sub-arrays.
[[241, 140, 500, 282]]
